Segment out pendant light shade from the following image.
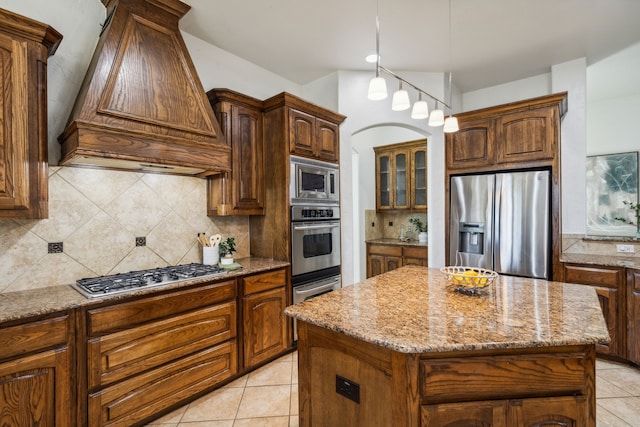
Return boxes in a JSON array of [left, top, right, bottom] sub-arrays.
[[443, 116, 459, 133], [428, 108, 445, 127], [411, 94, 429, 120], [368, 76, 388, 100], [391, 83, 410, 111]]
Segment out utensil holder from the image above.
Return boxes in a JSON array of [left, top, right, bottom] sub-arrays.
[[203, 246, 219, 265]]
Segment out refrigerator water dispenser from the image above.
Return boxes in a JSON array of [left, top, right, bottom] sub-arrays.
[[458, 222, 485, 254]]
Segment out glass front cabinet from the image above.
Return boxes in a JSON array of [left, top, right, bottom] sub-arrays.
[[374, 139, 428, 212]]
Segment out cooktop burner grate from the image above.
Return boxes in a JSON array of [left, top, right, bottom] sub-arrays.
[[72, 263, 228, 298]]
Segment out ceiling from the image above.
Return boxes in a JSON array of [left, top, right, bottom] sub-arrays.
[[179, 0, 640, 93]]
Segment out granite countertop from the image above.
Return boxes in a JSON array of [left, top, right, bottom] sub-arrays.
[[366, 238, 428, 247], [285, 266, 609, 354], [561, 253, 639, 269], [0, 257, 289, 324]]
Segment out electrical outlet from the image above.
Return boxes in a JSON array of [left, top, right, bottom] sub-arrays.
[[335, 375, 360, 403], [617, 244, 635, 253]]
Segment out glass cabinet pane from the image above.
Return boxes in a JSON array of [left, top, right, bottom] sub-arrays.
[[413, 150, 427, 206], [395, 153, 407, 207], [379, 155, 390, 207]]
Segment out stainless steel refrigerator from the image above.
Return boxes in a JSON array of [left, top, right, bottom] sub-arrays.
[[449, 170, 551, 279]]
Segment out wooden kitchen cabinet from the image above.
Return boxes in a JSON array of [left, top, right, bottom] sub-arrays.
[[445, 94, 565, 171], [207, 89, 265, 216], [366, 242, 428, 278], [0, 312, 75, 426], [563, 263, 626, 358], [422, 396, 586, 426], [445, 117, 495, 170], [242, 268, 290, 368], [0, 10, 62, 219], [627, 268, 640, 365], [374, 139, 428, 212], [80, 280, 238, 426], [262, 92, 345, 164]]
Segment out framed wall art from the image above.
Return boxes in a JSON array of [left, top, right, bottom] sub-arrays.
[[586, 151, 639, 236]]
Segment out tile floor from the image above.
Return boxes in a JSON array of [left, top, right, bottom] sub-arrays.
[[146, 352, 640, 426]]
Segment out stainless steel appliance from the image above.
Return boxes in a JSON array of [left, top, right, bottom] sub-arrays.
[[449, 170, 551, 279], [72, 263, 228, 298], [290, 205, 341, 278], [290, 155, 339, 205], [290, 204, 341, 340], [292, 274, 341, 340]]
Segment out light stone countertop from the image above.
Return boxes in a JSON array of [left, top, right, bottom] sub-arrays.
[[285, 266, 610, 354], [0, 257, 289, 324], [561, 253, 640, 269], [366, 238, 428, 247]]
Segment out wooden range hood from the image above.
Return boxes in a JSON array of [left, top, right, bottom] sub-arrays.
[[58, 0, 230, 176]]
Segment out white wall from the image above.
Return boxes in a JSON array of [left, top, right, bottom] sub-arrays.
[[463, 74, 551, 111], [335, 71, 448, 286], [352, 126, 426, 281]]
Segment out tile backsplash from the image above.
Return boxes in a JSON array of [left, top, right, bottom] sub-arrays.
[[0, 167, 249, 293], [364, 209, 427, 241]]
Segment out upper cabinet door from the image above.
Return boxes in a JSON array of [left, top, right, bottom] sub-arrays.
[[0, 10, 62, 219], [445, 118, 495, 171], [497, 106, 557, 164], [376, 153, 393, 211], [315, 118, 340, 162], [411, 146, 427, 210], [394, 151, 409, 210], [289, 109, 316, 158], [207, 89, 265, 216]]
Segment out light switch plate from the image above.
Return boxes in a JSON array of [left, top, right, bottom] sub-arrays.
[[617, 244, 635, 253]]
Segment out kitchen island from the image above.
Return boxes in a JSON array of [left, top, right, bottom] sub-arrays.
[[285, 266, 610, 427]]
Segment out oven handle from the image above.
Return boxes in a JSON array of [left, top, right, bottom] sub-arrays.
[[292, 222, 340, 231], [294, 281, 338, 296]]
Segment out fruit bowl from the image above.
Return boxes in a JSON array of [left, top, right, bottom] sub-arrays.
[[440, 266, 498, 295]]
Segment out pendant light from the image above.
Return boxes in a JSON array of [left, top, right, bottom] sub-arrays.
[[443, 72, 459, 132], [411, 93, 429, 119], [365, 0, 457, 131], [443, 1, 459, 133], [428, 101, 445, 127], [367, 14, 387, 100], [392, 82, 410, 111]]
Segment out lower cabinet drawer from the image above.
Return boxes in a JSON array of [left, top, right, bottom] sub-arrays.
[[367, 244, 403, 257], [420, 352, 587, 404], [88, 302, 236, 389], [88, 340, 237, 427]]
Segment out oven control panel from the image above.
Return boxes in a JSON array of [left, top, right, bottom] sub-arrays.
[[291, 205, 340, 221]]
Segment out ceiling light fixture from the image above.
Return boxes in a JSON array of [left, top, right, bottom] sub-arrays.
[[443, 0, 459, 133], [366, 0, 457, 132]]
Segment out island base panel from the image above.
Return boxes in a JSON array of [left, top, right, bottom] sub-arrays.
[[296, 321, 596, 427]]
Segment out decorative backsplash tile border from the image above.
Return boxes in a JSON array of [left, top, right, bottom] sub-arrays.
[[0, 167, 249, 294]]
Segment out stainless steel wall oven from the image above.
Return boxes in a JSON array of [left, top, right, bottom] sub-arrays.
[[290, 205, 341, 340]]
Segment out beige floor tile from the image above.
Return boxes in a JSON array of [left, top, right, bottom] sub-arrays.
[[145, 405, 185, 425], [598, 368, 640, 396], [597, 358, 631, 370], [597, 375, 633, 398], [181, 387, 244, 422], [290, 384, 299, 416], [178, 422, 234, 427], [232, 416, 290, 426], [236, 385, 291, 419], [598, 397, 640, 426], [226, 374, 249, 388], [292, 361, 298, 384], [596, 405, 633, 427], [289, 415, 299, 427], [246, 361, 293, 387]]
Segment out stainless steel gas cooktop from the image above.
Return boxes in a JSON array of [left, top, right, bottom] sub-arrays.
[[72, 263, 228, 298]]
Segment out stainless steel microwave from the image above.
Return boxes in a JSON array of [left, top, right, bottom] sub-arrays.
[[290, 156, 339, 205]]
